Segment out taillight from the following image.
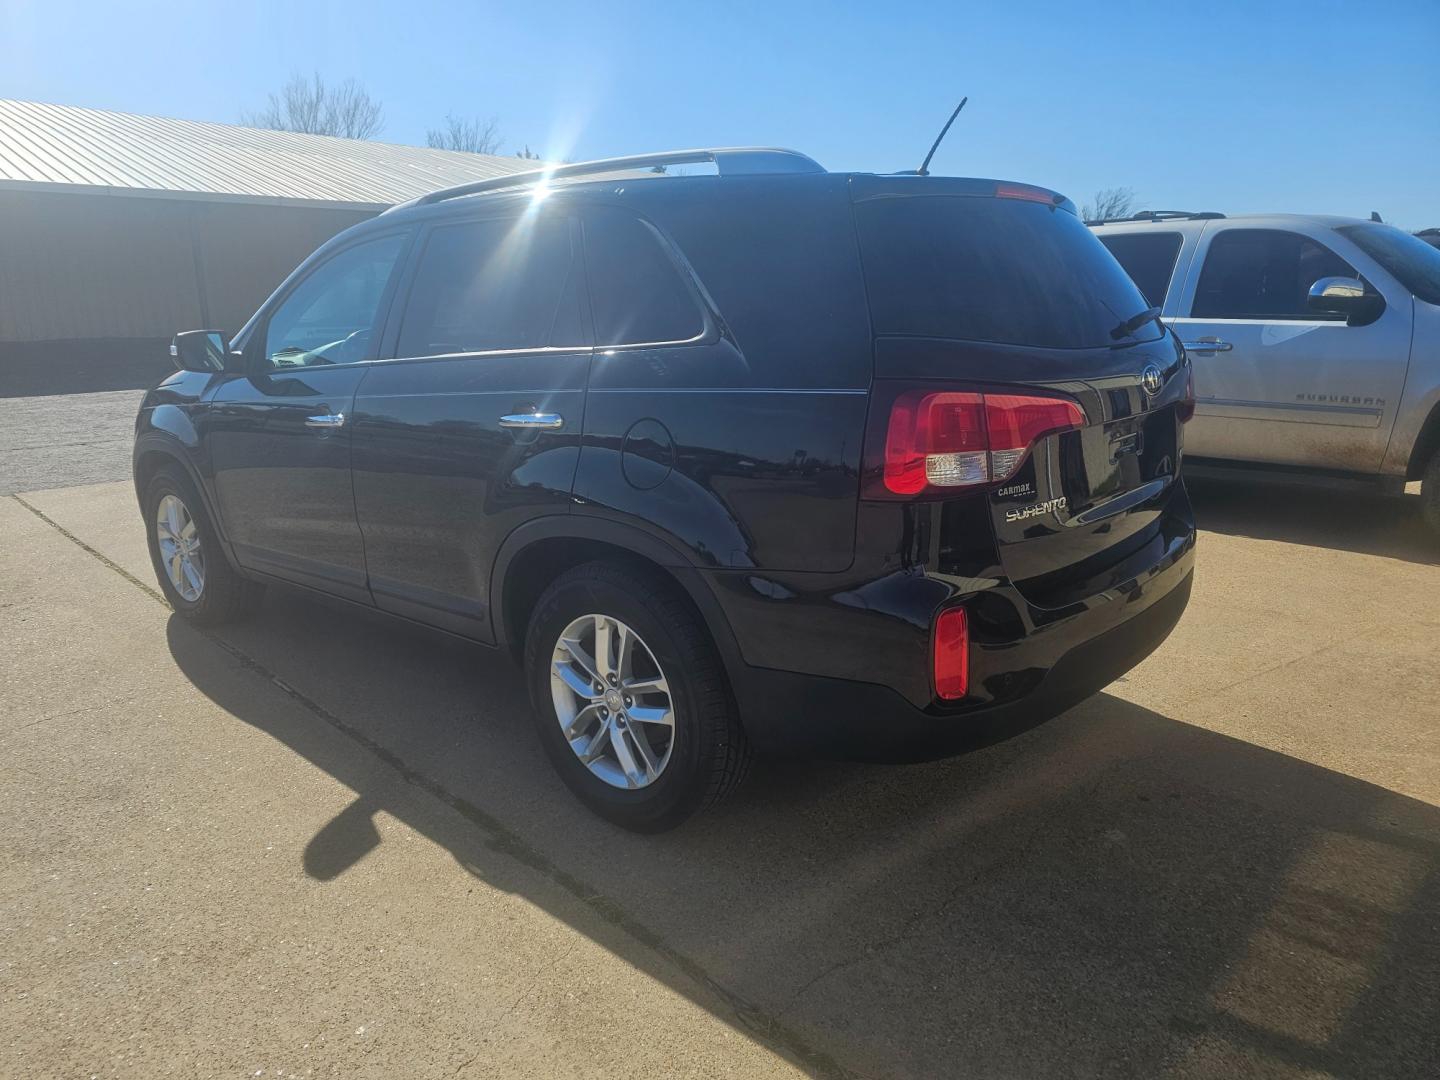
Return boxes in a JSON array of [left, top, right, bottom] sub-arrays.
[[1178, 366, 1196, 423], [879, 389, 1086, 496], [933, 608, 969, 700]]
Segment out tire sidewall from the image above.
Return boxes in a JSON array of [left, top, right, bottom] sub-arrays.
[[1423, 451, 1440, 533], [525, 571, 708, 830]]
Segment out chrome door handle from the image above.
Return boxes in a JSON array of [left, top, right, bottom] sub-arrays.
[[305, 411, 346, 428], [1183, 338, 1233, 354], [499, 412, 564, 429]]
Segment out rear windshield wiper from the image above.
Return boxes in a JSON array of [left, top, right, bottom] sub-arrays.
[[1111, 306, 1161, 340]]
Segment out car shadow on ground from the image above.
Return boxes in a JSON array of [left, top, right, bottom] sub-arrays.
[[1188, 476, 1438, 566], [165, 588, 1440, 1080]]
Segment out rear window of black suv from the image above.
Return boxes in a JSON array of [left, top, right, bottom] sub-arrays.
[[855, 193, 1161, 349]]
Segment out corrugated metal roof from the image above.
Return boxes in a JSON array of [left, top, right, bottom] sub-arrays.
[[0, 99, 538, 209]]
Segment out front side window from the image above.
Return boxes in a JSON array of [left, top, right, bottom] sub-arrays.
[[395, 215, 585, 358], [1097, 231, 1183, 309], [1191, 229, 1356, 320], [582, 207, 705, 347], [264, 234, 406, 368]]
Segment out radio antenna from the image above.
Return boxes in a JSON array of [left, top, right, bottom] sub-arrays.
[[917, 97, 968, 176]]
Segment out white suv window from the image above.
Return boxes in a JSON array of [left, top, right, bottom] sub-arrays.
[[1192, 229, 1355, 321], [1097, 231, 1183, 309]]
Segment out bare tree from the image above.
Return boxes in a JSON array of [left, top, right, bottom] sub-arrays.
[[426, 114, 502, 155], [1081, 187, 1138, 222], [243, 73, 384, 140]]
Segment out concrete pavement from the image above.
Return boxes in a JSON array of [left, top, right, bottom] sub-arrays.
[[0, 493, 808, 1078], [1, 477, 1437, 1078]]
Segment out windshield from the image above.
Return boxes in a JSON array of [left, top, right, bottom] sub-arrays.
[[1336, 223, 1440, 305]]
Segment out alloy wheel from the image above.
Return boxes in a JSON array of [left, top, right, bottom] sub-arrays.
[[155, 493, 205, 602], [550, 613, 676, 790]]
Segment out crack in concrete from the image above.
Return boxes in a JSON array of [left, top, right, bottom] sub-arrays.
[[13, 491, 851, 1080], [4, 687, 160, 738], [1, 437, 131, 454], [11, 494, 169, 608], [479, 938, 583, 1044]]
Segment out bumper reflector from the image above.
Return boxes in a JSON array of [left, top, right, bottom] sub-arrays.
[[934, 607, 970, 700]]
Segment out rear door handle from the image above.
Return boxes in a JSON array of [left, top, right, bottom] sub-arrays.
[[1182, 338, 1233, 354], [305, 411, 346, 428], [499, 412, 564, 429]]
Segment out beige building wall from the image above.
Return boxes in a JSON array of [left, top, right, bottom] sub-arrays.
[[0, 188, 374, 343], [0, 188, 375, 395]]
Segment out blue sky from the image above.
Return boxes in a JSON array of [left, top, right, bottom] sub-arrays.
[[3, 0, 1437, 225]]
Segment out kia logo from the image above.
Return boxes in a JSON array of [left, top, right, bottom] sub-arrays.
[[1140, 364, 1164, 396]]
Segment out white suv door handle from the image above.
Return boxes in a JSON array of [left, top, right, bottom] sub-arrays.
[[305, 411, 346, 428], [499, 412, 564, 429], [1183, 338, 1233, 354]]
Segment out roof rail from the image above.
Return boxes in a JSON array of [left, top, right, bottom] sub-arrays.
[[387, 147, 825, 212], [1086, 209, 1226, 226]]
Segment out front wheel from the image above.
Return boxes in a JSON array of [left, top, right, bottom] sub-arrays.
[[143, 467, 263, 624], [524, 562, 750, 831]]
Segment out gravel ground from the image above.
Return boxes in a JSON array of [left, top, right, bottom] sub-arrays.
[[0, 389, 144, 494]]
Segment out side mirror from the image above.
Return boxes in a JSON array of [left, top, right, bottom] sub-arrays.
[[1306, 277, 1385, 327], [170, 330, 230, 373]]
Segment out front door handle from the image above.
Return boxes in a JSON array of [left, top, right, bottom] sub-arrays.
[[305, 411, 346, 428], [499, 412, 564, 429], [1182, 338, 1233, 354]]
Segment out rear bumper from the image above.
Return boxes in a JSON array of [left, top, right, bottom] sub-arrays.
[[729, 528, 1194, 761]]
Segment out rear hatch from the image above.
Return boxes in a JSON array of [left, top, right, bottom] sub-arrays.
[[852, 176, 1190, 607]]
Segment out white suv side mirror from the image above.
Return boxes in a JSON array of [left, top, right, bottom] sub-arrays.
[[1306, 277, 1385, 327]]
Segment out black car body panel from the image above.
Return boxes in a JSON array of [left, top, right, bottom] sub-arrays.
[[734, 560, 1192, 760], [135, 160, 1195, 761], [350, 350, 589, 639], [572, 388, 868, 572], [204, 366, 374, 603]]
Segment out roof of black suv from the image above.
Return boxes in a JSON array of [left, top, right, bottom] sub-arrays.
[[359, 146, 1075, 231], [386, 147, 827, 213]]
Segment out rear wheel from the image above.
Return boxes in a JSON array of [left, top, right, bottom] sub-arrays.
[[524, 561, 750, 831], [143, 467, 262, 624]]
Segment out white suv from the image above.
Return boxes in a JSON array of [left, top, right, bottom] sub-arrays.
[[1091, 212, 1440, 531]]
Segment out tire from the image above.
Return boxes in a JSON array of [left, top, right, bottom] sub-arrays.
[[523, 561, 751, 832], [1422, 450, 1440, 536], [143, 467, 263, 625]]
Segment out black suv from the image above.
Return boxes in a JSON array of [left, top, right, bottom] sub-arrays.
[[136, 148, 1196, 830]]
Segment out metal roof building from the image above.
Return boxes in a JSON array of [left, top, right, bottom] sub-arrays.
[[0, 100, 534, 395]]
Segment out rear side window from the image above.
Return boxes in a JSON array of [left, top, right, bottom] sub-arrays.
[[582, 207, 704, 346], [1191, 229, 1355, 320], [855, 195, 1158, 349], [395, 215, 584, 358], [1097, 232, 1183, 309]]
